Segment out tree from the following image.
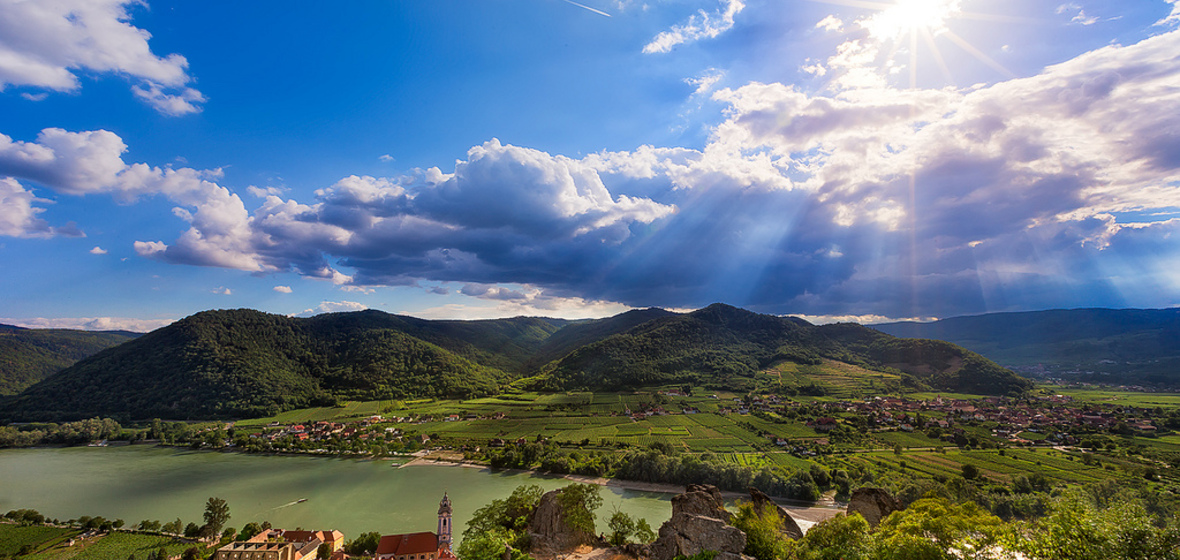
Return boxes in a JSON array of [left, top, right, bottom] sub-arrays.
[[202, 497, 230, 540], [873, 497, 1004, 560], [731, 501, 790, 560], [556, 484, 602, 535], [960, 464, 979, 480], [455, 528, 531, 560], [790, 513, 872, 560], [139, 520, 162, 532], [345, 532, 381, 556], [607, 510, 637, 546], [182, 547, 202, 560], [184, 523, 201, 538], [317, 543, 332, 560], [635, 518, 655, 543], [164, 519, 184, 535], [239, 522, 262, 541], [466, 485, 544, 538], [1005, 491, 1180, 560]]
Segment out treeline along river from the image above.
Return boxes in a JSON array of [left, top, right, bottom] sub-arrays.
[[0, 446, 672, 543]]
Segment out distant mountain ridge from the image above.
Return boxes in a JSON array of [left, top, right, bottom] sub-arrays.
[[3, 305, 1030, 421], [543, 304, 1028, 396], [873, 307, 1180, 385], [0, 324, 139, 395]]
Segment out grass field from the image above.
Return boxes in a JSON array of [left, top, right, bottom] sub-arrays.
[[4, 529, 195, 560], [0, 525, 78, 557], [1053, 388, 1180, 407]]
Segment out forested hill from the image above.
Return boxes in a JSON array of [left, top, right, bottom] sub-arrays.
[[3, 305, 1028, 421], [873, 308, 1180, 385], [541, 304, 1031, 396], [4, 309, 517, 421], [0, 324, 138, 395]]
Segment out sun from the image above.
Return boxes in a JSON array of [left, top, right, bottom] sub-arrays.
[[864, 0, 961, 39]]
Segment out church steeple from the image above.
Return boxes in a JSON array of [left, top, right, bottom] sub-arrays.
[[437, 492, 453, 549]]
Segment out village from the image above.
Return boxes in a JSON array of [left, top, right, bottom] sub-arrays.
[[213, 390, 1168, 460], [211, 494, 455, 560]]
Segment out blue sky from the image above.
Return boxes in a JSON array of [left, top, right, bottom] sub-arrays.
[[2, 0, 1180, 330]]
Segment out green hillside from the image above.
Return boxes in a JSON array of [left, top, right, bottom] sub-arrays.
[[5, 310, 509, 421], [302, 309, 570, 374], [873, 308, 1180, 385], [526, 307, 676, 368], [0, 324, 138, 395], [541, 304, 1030, 395], [3, 304, 1028, 421]]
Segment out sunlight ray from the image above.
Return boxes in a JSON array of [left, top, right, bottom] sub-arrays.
[[910, 29, 919, 89], [921, 27, 955, 85], [941, 29, 1016, 78]]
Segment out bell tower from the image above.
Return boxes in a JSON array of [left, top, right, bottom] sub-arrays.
[[437, 492, 453, 549]]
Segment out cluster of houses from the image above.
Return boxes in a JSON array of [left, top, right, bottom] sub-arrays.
[[758, 394, 1161, 446], [213, 390, 1166, 456], [214, 495, 455, 560], [255, 417, 400, 443]]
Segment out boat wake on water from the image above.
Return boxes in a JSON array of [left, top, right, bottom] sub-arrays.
[[269, 498, 308, 511]]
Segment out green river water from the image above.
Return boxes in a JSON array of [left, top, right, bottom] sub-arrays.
[[0, 446, 672, 543]]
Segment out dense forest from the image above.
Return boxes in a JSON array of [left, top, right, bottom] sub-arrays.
[[542, 304, 1030, 396], [0, 324, 137, 395], [2, 304, 1029, 422]]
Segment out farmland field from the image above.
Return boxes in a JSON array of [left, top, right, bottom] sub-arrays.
[[0, 525, 78, 558], [5, 530, 194, 560]]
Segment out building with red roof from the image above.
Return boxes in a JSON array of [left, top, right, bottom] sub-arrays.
[[375, 494, 455, 560]]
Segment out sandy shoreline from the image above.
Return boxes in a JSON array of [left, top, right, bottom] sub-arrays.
[[397, 456, 844, 527]]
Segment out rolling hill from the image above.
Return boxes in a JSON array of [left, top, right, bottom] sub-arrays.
[[873, 308, 1180, 385], [3, 305, 1029, 421], [541, 304, 1030, 396], [0, 324, 139, 395]]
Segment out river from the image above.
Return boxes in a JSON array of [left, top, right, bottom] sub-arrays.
[[0, 446, 672, 543]]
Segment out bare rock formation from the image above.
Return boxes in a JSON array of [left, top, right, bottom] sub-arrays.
[[747, 488, 804, 540], [846, 487, 901, 528], [672, 484, 732, 522], [528, 489, 598, 555], [649, 485, 749, 560]]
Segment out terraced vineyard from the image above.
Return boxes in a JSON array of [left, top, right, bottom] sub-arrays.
[[850, 448, 1141, 485], [216, 383, 1180, 503], [0, 525, 78, 558], [0, 528, 193, 560]]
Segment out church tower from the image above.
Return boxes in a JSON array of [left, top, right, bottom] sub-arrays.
[[437, 492, 453, 549]]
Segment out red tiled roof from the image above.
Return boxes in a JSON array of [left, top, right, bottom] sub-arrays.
[[376, 532, 438, 556]]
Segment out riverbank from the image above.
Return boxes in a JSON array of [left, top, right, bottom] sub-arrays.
[[398, 454, 844, 528], [0, 445, 675, 541]]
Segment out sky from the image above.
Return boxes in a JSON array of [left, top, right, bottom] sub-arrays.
[[2, 0, 1180, 331]]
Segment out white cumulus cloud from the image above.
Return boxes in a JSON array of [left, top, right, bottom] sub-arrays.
[[295, 300, 368, 317], [0, 177, 52, 237], [0, 0, 204, 115]]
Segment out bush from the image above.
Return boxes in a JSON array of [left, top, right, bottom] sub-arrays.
[[731, 501, 790, 560]]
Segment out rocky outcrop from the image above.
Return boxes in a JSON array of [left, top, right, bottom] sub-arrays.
[[674, 484, 732, 522], [748, 488, 804, 540], [846, 487, 900, 528], [528, 488, 598, 554], [649, 485, 749, 560]]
